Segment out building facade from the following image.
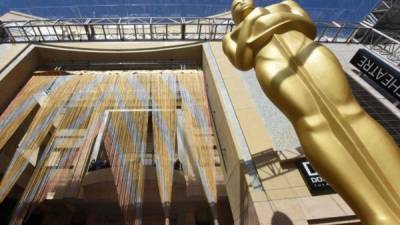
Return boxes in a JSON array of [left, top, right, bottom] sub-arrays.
[[0, 5, 399, 225]]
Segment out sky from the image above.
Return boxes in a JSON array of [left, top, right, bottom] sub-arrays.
[[0, 0, 380, 23]]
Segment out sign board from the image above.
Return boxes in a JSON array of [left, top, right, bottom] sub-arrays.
[[350, 49, 400, 101], [296, 158, 335, 195]]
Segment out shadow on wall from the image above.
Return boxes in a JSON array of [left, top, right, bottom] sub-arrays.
[[251, 149, 297, 183], [272, 211, 294, 225]]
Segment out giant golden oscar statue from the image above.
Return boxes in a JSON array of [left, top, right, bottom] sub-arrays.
[[222, 0, 400, 224]]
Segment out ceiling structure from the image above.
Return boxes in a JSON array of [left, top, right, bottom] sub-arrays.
[[373, 0, 400, 41], [0, 0, 380, 23]]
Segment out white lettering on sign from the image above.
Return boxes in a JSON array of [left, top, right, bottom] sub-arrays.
[[311, 177, 325, 183], [381, 73, 394, 86], [302, 162, 319, 176], [388, 79, 400, 93], [357, 56, 368, 67], [362, 60, 400, 95], [351, 49, 400, 101], [296, 158, 334, 194], [375, 68, 387, 80], [363, 59, 375, 72]]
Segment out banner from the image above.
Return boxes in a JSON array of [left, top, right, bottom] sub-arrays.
[[350, 49, 400, 101]]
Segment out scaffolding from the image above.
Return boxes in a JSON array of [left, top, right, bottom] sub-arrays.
[[358, 27, 400, 66], [361, 0, 394, 27]]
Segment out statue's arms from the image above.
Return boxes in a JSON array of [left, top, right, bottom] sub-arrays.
[[223, 0, 315, 70], [245, 12, 316, 48], [222, 25, 255, 71], [223, 7, 266, 71]]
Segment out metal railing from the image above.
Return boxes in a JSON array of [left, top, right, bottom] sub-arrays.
[[0, 17, 234, 42], [0, 17, 367, 43], [0, 17, 399, 66]]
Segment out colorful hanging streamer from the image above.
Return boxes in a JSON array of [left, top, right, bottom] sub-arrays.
[[0, 70, 218, 225]]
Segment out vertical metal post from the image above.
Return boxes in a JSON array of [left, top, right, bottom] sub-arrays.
[[198, 24, 202, 40], [208, 20, 213, 40], [4, 27, 15, 43], [36, 26, 45, 41], [30, 25, 39, 41], [68, 25, 75, 41], [134, 24, 137, 40], [213, 24, 218, 40], [21, 27, 30, 42], [53, 25, 60, 41], [150, 24, 153, 40], [142, 24, 145, 40], [317, 27, 328, 42], [181, 18, 186, 40], [84, 18, 92, 40], [118, 18, 123, 40], [332, 27, 343, 42], [165, 24, 168, 40], [102, 25, 107, 40], [148, 17, 153, 40]]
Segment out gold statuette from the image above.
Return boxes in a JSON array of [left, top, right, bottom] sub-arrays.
[[223, 0, 400, 224]]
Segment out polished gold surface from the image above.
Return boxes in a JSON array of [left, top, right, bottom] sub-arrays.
[[223, 0, 400, 224]]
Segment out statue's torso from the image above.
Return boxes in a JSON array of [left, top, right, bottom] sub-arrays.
[[254, 30, 357, 129]]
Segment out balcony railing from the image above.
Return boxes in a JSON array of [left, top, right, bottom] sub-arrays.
[[0, 17, 370, 43], [0, 17, 399, 67], [0, 17, 234, 42]]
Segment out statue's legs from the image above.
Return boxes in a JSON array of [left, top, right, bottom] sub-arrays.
[[299, 125, 400, 224], [254, 30, 400, 224]]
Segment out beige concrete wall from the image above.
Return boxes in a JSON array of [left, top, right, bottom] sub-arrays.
[[0, 44, 38, 113], [203, 41, 264, 225], [0, 44, 29, 70], [203, 42, 359, 225], [35, 42, 203, 66]]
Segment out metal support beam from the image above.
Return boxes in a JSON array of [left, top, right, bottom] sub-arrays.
[[0, 21, 6, 42]]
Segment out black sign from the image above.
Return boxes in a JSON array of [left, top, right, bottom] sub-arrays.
[[350, 49, 400, 101], [296, 158, 334, 195]]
